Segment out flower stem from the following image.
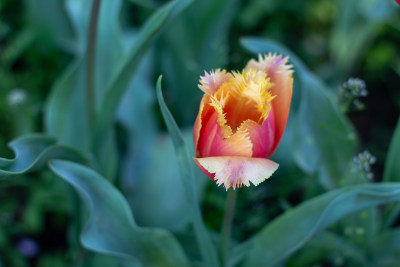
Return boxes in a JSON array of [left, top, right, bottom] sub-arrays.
[[220, 189, 238, 267], [86, 0, 101, 131]]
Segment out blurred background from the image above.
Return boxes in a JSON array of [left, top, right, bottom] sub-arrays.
[[0, 0, 400, 266]]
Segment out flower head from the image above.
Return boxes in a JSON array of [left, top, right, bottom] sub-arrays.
[[193, 54, 293, 190]]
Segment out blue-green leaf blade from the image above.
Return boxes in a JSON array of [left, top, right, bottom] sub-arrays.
[[287, 231, 368, 266], [45, 59, 91, 152], [0, 134, 88, 176], [369, 228, 400, 265], [156, 77, 219, 267], [49, 160, 190, 267], [382, 117, 400, 227], [235, 183, 400, 266], [384, 117, 400, 182], [94, 0, 193, 145]]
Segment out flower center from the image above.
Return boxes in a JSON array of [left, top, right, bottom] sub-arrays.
[[210, 69, 275, 135]]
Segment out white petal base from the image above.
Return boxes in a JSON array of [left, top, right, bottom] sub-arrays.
[[194, 157, 279, 190]]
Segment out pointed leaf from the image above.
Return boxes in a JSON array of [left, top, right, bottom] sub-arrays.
[[156, 77, 219, 267]]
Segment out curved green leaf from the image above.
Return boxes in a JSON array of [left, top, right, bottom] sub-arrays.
[[156, 77, 219, 267], [241, 37, 357, 189], [49, 160, 190, 267], [231, 183, 400, 266], [0, 135, 88, 176]]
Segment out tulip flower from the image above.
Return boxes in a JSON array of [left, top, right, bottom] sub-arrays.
[[193, 54, 293, 190]]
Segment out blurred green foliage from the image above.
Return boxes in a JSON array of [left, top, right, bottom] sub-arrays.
[[0, 0, 400, 266]]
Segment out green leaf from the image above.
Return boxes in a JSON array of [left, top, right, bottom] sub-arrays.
[[45, 59, 91, 152], [94, 0, 193, 146], [0, 134, 88, 176], [382, 117, 400, 227], [127, 130, 207, 231], [45, 0, 124, 149], [49, 160, 190, 267], [156, 0, 239, 124], [46, 0, 123, 179], [26, 0, 74, 47], [288, 231, 367, 266], [329, 0, 396, 77], [115, 51, 158, 208], [46, 0, 193, 178], [116, 56, 207, 230], [384, 117, 400, 182], [241, 37, 357, 189], [156, 77, 219, 267], [369, 228, 400, 266], [232, 183, 400, 266], [46, 0, 125, 178]]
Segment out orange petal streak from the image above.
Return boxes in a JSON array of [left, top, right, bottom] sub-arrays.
[[194, 156, 279, 190]]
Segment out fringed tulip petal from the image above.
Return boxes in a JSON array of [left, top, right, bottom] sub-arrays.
[[245, 54, 293, 155], [199, 69, 232, 95], [194, 157, 279, 190], [193, 54, 293, 189]]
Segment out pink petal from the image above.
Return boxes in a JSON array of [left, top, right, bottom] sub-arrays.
[[196, 112, 253, 158], [199, 69, 232, 95], [193, 156, 279, 190], [238, 109, 276, 158]]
